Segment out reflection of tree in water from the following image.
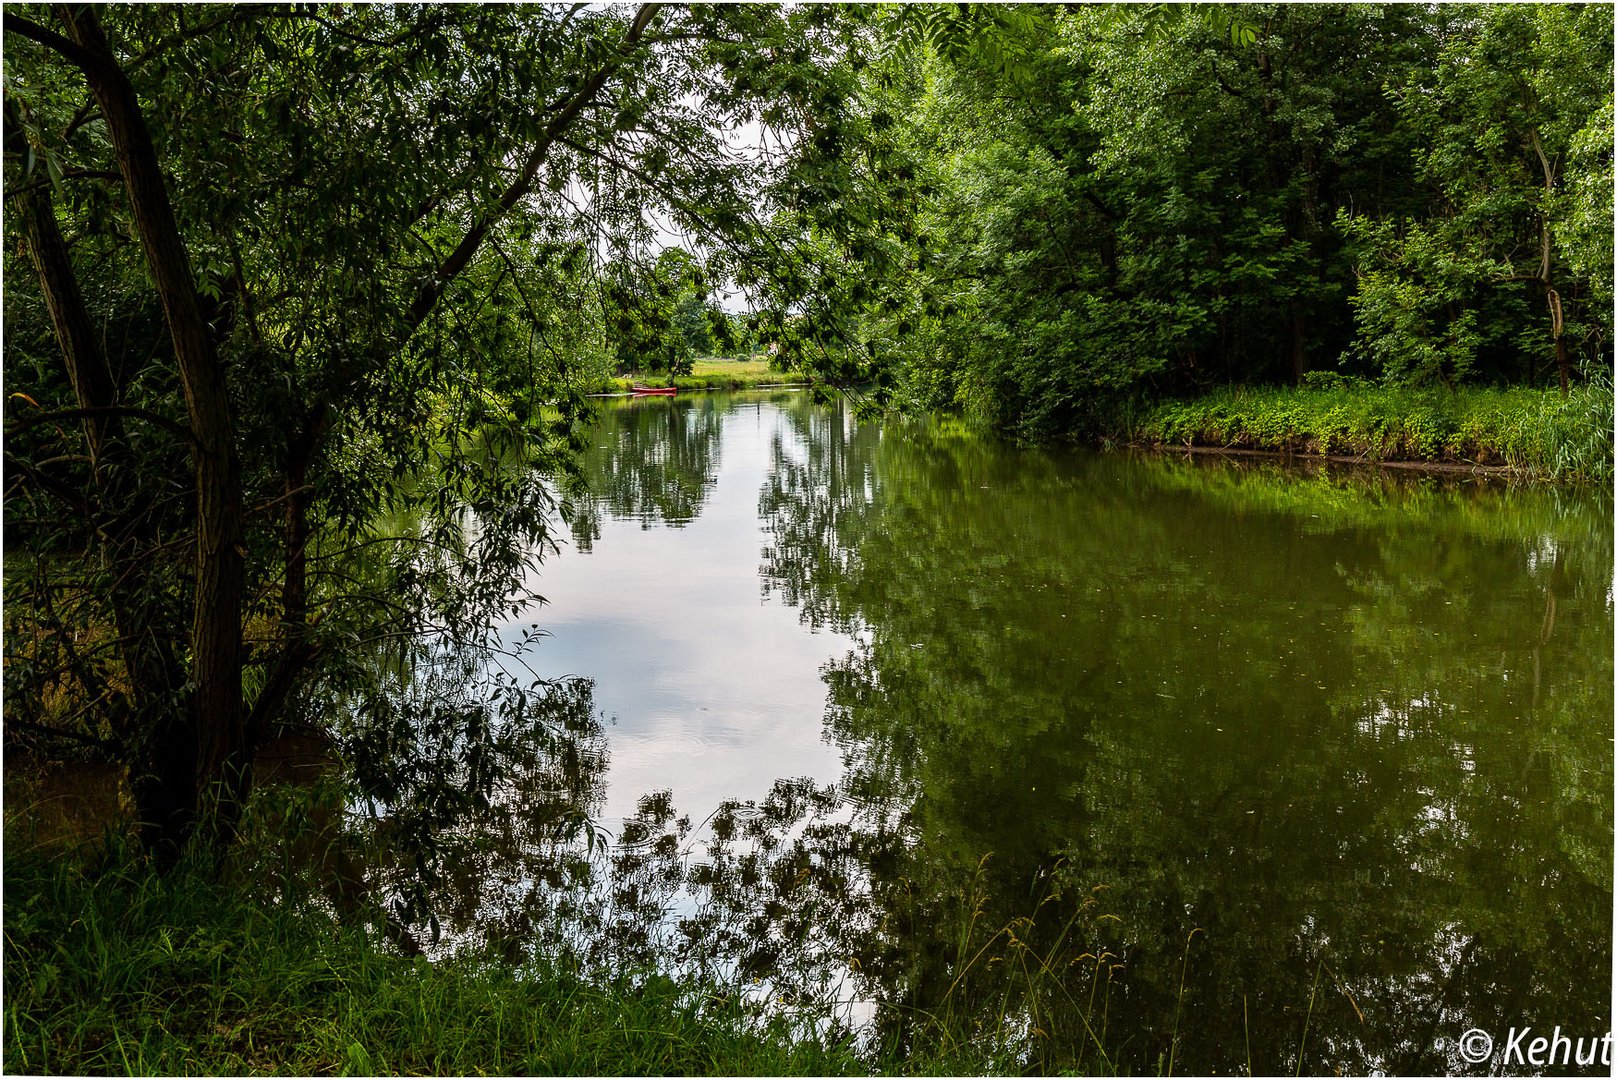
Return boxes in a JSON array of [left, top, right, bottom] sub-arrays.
[[563, 396, 725, 551], [327, 663, 611, 958], [748, 416, 1613, 1075], [387, 401, 1609, 1075], [758, 393, 883, 632], [416, 676, 611, 960]]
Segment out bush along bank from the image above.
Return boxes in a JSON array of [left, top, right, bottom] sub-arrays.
[[1126, 380, 1614, 481]]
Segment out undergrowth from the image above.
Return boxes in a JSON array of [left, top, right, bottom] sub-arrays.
[[2, 784, 1376, 1077], [1128, 379, 1613, 481], [1, 840, 866, 1076]]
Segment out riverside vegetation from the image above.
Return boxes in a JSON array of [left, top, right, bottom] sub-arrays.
[[3, 839, 870, 1076], [2, 764, 1089, 1076], [3, 3, 1612, 1076], [1129, 377, 1614, 479]]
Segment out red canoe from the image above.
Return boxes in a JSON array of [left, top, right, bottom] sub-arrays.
[[630, 385, 677, 396]]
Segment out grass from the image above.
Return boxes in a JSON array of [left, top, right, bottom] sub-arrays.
[[1125, 379, 1613, 481], [2, 799, 1369, 1077], [1, 810, 1134, 1076], [599, 356, 809, 393], [1, 839, 866, 1076]]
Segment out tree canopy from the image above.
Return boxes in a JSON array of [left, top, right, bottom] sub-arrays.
[[811, 3, 1613, 436]]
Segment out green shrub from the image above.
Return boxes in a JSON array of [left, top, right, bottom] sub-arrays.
[[1126, 383, 1612, 480]]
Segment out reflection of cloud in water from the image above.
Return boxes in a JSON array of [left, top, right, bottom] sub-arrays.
[[551, 602, 850, 821], [504, 395, 856, 822]]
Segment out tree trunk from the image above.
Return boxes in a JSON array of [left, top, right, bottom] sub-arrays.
[[7, 99, 195, 854], [1546, 283, 1570, 396], [56, 4, 249, 845], [1290, 303, 1308, 385], [1529, 127, 1571, 396], [245, 406, 330, 749], [8, 108, 117, 462]]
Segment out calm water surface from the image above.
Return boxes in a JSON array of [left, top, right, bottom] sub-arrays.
[[525, 395, 855, 819], [505, 390, 1612, 1075]]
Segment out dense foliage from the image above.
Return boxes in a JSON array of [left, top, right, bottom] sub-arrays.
[[1, 3, 867, 869], [5, 11, 1609, 1075], [823, 4, 1613, 438]]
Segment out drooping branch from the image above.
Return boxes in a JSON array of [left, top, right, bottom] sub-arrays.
[[5, 405, 194, 443], [2, 168, 124, 201], [3, 11, 95, 70], [405, 2, 660, 333]]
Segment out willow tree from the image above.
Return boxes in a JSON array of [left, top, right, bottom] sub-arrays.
[[3, 3, 862, 861]]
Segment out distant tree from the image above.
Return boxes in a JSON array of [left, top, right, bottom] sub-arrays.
[[814, 3, 1610, 435]]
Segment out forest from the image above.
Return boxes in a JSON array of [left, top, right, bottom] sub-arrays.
[[3, 3, 1613, 1074], [849, 5, 1612, 432]]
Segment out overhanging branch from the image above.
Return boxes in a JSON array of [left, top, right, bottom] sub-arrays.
[[404, 2, 660, 333], [6, 404, 194, 442], [3, 11, 98, 71]]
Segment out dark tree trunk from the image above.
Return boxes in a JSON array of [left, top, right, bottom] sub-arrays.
[[9, 112, 116, 459], [244, 406, 330, 750], [6, 100, 194, 854], [1291, 303, 1308, 385], [56, 4, 249, 845]]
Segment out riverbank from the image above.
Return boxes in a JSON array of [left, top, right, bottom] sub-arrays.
[[593, 357, 810, 394], [1, 841, 871, 1076], [1122, 381, 1613, 481], [5, 829, 1031, 1076]]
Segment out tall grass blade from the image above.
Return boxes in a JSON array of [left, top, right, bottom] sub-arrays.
[[1166, 927, 1202, 1076], [1295, 956, 1325, 1077]]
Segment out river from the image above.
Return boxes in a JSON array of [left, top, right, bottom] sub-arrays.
[[491, 388, 1612, 1075]]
